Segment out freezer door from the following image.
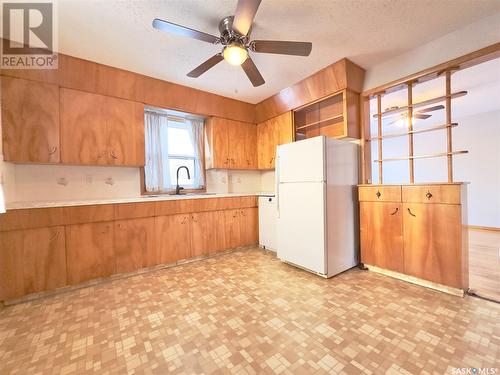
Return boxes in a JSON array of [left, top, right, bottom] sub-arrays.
[[277, 181, 326, 274], [277, 136, 325, 183]]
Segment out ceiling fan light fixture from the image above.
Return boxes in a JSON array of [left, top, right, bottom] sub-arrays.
[[223, 42, 248, 66]]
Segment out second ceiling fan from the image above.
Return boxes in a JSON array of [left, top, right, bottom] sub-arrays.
[[153, 0, 312, 87]]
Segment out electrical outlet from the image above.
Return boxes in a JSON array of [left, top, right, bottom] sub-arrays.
[[85, 175, 93, 184], [105, 177, 114, 186], [237, 177, 242, 184], [57, 177, 68, 186]]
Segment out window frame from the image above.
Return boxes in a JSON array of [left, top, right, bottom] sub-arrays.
[[141, 110, 206, 195]]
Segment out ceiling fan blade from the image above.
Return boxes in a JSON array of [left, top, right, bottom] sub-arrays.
[[187, 54, 224, 78], [233, 0, 262, 36], [417, 104, 444, 113], [250, 40, 312, 56], [153, 18, 220, 44], [414, 114, 432, 120], [241, 57, 265, 87]]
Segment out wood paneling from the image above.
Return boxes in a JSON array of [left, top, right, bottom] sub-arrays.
[[358, 186, 402, 202], [402, 184, 462, 204], [0, 207, 64, 232], [155, 214, 191, 264], [403, 203, 463, 288], [360, 202, 403, 272], [1, 76, 60, 163], [114, 218, 157, 273], [0, 226, 66, 300], [63, 204, 115, 225], [66, 222, 115, 284], [60, 88, 107, 165], [106, 97, 145, 166], [255, 58, 365, 123]]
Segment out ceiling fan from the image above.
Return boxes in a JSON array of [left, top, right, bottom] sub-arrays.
[[384, 105, 445, 126], [152, 0, 312, 87]]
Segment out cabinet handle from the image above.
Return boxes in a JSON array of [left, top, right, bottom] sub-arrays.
[[49, 146, 57, 155], [240, 210, 246, 216], [269, 157, 274, 165], [407, 208, 416, 217], [181, 216, 189, 224], [390, 208, 399, 215], [111, 151, 119, 159], [191, 215, 199, 223], [232, 211, 238, 218], [224, 158, 229, 164], [376, 190, 381, 199], [425, 191, 433, 200]]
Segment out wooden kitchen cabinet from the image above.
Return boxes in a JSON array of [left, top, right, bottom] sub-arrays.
[[224, 209, 242, 249], [191, 211, 218, 257], [66, 222, 115, 284], [403, 203, 464, 288], [114, 217, 157, 274], [359, 202, 404, 273], [1, 76, 60, 163], [239, 208, 259, 247], [205, 117, 257, 169], [257, 111, 293, 169], [60, 88, 145, 166], [155, 214, 192, 264], [0, 226, 67, 300]]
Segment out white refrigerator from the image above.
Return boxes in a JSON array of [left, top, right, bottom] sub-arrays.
[[276, 136, 359, 278]]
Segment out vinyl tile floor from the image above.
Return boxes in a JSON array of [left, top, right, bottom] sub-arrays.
[[0, 248, 499, 375]]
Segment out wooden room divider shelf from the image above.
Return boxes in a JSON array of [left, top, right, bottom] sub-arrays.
[[295, 114, 344, 131], [373, 150, 468, 163], [371, 91, 468, 119], [369, 122, 458, 141]]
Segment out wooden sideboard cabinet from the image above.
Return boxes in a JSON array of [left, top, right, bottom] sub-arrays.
[[359, 183, 468, 290]]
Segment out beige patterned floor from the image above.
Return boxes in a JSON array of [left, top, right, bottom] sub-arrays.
[[0, 248, 499, 375]]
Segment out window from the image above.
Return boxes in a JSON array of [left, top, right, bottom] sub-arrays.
[[144, 108, 205, 193]]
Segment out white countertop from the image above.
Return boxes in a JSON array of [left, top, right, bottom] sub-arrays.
[[6, 192, 275, 210]]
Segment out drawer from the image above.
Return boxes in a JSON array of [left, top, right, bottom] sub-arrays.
[[358, 186, 401, 202], [0, 207, 64, 231], [114, 202, 155, 220], [402, 185, 462, 204], [63, 204, 115, 224]]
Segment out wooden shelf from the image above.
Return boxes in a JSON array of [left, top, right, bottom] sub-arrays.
[[369, 123, 458, 141], [372, 91, 467, 119], [373, 150, 468, 163], [295, 114, 343, 131]]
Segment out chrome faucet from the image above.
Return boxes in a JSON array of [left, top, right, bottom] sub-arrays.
[[175, 166, 191, 194]]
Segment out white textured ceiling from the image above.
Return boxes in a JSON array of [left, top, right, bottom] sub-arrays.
[[57, 0, 500, 104]]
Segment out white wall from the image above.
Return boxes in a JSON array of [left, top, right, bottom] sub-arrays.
[[371, 110, 500, 228], [363, 13, 500, 90]]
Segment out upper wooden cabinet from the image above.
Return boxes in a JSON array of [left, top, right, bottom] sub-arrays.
[[205, 117, 257, 169], [294, 90, 360, 141], [1, 76, 60, 163], [60, 88, 145, 166], [257, 111, 293, 169]]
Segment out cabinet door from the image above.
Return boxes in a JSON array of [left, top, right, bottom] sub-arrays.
[[239, 208, 259, 247], [66, 222, 115, 284], [106, 97, 145, 166], [243, 123, 258, 169], [258, 120, 278, 169], [114, 217, 157, 274], [403, 203, 463, 288], [276, 112, 294, 146], [1, 76, 60, 163], [205, 118, 229, 169], [359, 202, 403, 272], [191, 211, 218, 257], [0, 226, 66, 300], [155, 214, 191, 263], [210, 210, 228, 254], [224, 209, 241, 249], [228, 122, 246, 169], [60, 88, 107, 164]]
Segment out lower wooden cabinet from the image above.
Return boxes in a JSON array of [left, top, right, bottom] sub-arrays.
[[66, 222, 115, 285], [239, 208, 259, 247], [359, 202, 403, 273], [0, 226, 66, 300], [114, 218, 157, 273], [191, 211, 218, 257], [359, 184, 468, 290], [155, 214, 191, 264], [403, 203, 464, 288]]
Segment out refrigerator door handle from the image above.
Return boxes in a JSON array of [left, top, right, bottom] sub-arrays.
[[276, 154, 280, 218]]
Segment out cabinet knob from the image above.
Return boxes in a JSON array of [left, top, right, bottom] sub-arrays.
[[111, 151, 119, 159], [49, 146, 58, 155], [376, 190, 381, 198], [425, 191, 433, 200]]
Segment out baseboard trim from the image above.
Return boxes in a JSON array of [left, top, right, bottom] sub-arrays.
[[365, 264, 465, 297]]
